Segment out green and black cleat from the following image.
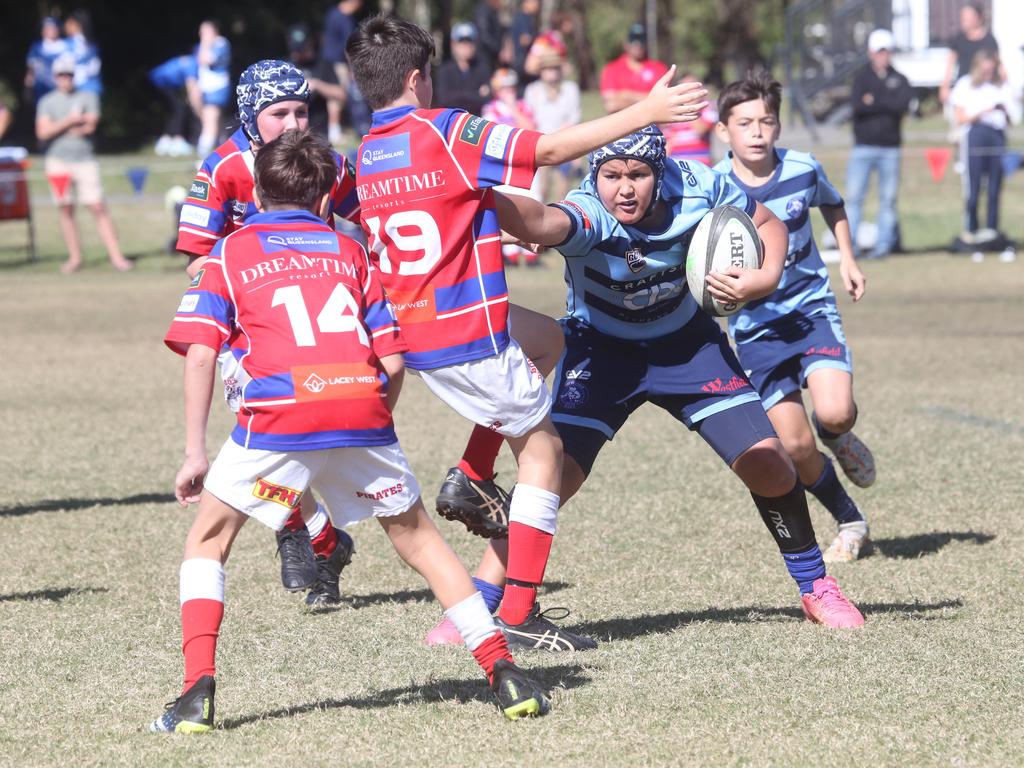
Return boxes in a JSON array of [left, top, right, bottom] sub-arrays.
[[149, 675, 215, 734], [490, 659, 550, 720]]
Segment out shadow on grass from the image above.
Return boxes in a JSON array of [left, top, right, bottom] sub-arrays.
[[0, 586, 108, 603], [572, 598, 963, 641], [220, 662, 589, 730], [0, 493, 175, 517], [344, 580, 572, 610], [873, 532, 995, 559]]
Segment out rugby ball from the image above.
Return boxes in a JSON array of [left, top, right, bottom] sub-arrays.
[[686, 205, 763, 317]]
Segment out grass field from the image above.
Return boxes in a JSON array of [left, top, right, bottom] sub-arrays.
[[1, 133, 1023, 766]]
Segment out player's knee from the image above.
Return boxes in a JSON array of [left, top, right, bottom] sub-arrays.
[[779, 426, 818, 466], [816, 401, 857, 434], [733, 438, 797, 497]]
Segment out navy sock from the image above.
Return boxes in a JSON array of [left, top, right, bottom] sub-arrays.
[[807, 454, 864, 525], [783, 544, 827, 595], [472, 577, 504, 615]]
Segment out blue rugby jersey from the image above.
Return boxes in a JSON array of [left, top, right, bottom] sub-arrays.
[[552, 158, 755, 341], [713, 148, 843, 342]]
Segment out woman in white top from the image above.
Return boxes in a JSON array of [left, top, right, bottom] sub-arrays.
[[950, 50, 1015, 238]]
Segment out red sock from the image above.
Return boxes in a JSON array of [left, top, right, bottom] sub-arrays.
[[181, 598, 224, 692], [499, 522, 554, 625], [457, 426, 504, 481], [471, 631, 514, 683], [282, 505, 305, 533], [310, 523, 337, 558]]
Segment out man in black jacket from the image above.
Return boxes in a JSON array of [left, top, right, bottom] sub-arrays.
[[434, 22, 492, 115], [845, 29, 913, 259]]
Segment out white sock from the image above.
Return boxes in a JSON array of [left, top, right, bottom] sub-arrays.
[[179, 558, 225, 604], [508, 483, 559, 535], [444, 591, 499, 650], [304, 502, 329, 538]]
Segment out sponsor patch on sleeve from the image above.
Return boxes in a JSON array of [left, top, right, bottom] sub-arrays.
[[484, 124, 514, 159], [188, 180, 210, 201], [189, 268, 205, 288], [558, 200, 592, 230], [180, 204, 212, 228], [458, 116, 487, 146], [176, 294, 200, 313]]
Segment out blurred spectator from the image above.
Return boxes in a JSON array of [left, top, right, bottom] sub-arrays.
[[846, 29, 913, 259], [320, 0, 365, 143], [0, 102, 11, 141], [523, 29, 567, 78], [483, 68, 540, 265], [599, 23, 668, 113], [36, 54, 131, 273], [940, 2, 1001, 106], [63, 11, 102, 96], [950, 49, 1015, 243], [474, 0, 506, 71], [287, 23, 347, 138], [434, 23, 492, 115], [195, 20, 231, 157], [662, 71, 716, 165], [149, 55, 198, 156], [523, 46, 580, 201], [510, 0, 539, 82], [25, 17, 68, 105]]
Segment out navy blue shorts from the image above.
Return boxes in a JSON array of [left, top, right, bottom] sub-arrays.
[[733, 300, 852, 410], [551, 316, 777, 475]]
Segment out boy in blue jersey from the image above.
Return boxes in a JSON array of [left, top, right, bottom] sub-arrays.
[[426, 125, 865, 645], [713, 73, 874, 562]]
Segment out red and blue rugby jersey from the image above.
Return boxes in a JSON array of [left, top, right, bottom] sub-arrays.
[[356, 106, 541, 369], [165, 210, 406, 451], [176, 128, 361, 258]]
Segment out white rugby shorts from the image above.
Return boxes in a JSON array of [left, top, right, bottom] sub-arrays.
[[203, 438, 421, 531], [416, 338, 551, 438]]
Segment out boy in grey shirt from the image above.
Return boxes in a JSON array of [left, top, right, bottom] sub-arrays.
[[36, 53, 131, 272]]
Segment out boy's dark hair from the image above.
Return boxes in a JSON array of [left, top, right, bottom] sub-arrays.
[[717, 71, 783, 123], [254, 129, 336, 210], [346, 14, 435, 111]]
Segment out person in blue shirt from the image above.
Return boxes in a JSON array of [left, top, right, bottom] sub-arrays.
[[713, 73, 874, 563], [149, 55, 199, 157], [195, 20, 232, 157], [63, 11, 102, 96], [25, 17, 68, 104], [425, 126, 866, 648]]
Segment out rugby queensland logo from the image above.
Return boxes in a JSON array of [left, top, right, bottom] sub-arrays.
[[359, 134, 412, 175]]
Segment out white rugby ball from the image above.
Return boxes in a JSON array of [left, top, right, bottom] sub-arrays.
[[686, 205, 763, 317]]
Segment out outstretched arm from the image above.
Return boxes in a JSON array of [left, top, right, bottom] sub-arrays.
[[494, 191, 574, 247], [535, 66, 708, 167]]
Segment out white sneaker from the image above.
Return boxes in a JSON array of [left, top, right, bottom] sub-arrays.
[[823, 520, 871, 563], [169, 137, 194, 157], [999, 248, 1016, 263], [971, 251, 984, 263], [154, 135, 172, 156], [817, 421, 876, 488]]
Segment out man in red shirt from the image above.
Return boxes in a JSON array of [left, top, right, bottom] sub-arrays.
[[153, 130, 549, 731], [600, 23, 669, 114]]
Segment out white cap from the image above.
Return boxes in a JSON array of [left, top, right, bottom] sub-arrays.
[[868, 29, 894, 53], [52, 53, 76, 75]]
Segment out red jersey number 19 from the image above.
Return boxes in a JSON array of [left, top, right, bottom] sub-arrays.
[[365, 210, 442, 276]]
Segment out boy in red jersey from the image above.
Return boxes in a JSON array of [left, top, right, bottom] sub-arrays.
[[177, 60, 362, 602], [345, 15, 708, 650], [151, 131, 549, 733]]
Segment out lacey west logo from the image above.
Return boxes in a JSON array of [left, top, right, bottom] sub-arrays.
[[292, 363, 381, 401]]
